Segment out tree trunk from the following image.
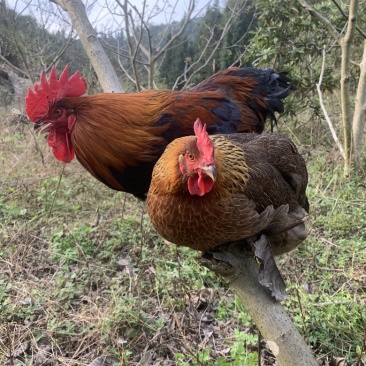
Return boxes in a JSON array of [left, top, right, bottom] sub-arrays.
[[352, 40, 366, 171], [51, 0, 123, 93], [200, 242, 318, 366], [340, 0, 358, 177]]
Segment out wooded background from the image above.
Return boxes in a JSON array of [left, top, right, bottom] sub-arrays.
[[1, 0, 365, 175]]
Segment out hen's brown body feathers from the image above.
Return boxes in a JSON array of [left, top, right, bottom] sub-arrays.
[[147, 133, 309, 255]]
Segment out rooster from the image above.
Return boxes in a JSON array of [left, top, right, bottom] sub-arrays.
[[25, 66, 291, 199], [147, 119, 309, 256]]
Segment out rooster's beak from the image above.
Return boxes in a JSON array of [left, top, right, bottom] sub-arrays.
[[34, 121, 51, 137], [201, 165, 217, 181]]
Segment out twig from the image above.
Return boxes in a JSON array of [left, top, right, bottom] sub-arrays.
[[312, 301, 353, 307], [316, 46, 346, 159], [47, 163, 65, 220], [298, 0, 341, 44]]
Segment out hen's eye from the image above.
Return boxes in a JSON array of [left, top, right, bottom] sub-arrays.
[[187, 152, 195, 161], [55, 109, 62, 116]]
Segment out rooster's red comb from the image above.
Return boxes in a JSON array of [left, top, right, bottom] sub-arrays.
[[194, 118, 214, 158], [25, 65, 87, 122]]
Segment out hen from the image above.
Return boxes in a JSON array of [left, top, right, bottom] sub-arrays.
[[147, 119, 309, 256], [25, 66, 291, 199]]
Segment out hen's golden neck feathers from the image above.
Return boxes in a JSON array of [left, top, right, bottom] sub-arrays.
[[149, 137, 195, 195], [211, 136, 250, 191]]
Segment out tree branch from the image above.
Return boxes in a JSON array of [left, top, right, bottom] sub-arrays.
[[299, 0, 360, 175], [297, 0, 341, 44], [199, 241, 318, 366], [340, 0, 358, 175], [227, 6, 258, 67], [45, 30, 74, 74], [0, 53, 28, 77], [330, 0, 366, 39], [119, 0, 195, 89], [174, 1, 246, 90], [117, 0, 142, 90], [153, 0, 195, 62], [0, 0, 34, 82]]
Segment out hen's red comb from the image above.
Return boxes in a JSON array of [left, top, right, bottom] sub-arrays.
[[25, 65, 87, 122], [194, 118, 214, 158]]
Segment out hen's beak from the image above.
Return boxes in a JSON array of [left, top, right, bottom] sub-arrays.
[[201, 165, 217, 181]]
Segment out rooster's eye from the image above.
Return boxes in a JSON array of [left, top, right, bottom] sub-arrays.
[[55, 109, 62, 116]]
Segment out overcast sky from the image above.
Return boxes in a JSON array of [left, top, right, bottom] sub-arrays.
[[6, 0, 212, 32]]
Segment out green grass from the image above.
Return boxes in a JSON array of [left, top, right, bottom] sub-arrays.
[[0, 107, 365, 365]]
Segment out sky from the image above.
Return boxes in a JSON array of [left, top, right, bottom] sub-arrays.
[[89, 0, 210, 26], [6, 0, 212, 33]]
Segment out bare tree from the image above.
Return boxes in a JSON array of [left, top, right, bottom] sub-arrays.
[[0, 0, 76, 83], [50, 0, 123, 92], [298, 0, 366, 175], [96, 0, 198, 90], [171, 0, 254, 90], [60, 0, 255, 91], [120, 0, 196, 90]]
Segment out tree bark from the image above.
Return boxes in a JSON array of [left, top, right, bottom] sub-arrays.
[[200, 242, 318, 366], [51, 0, 123, 93], [352, 40, 366, 171]]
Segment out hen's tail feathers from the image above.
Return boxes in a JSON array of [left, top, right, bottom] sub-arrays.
[[264, 204, 309, 255]]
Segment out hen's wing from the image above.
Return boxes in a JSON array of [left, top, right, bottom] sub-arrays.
[[218, 133, 308, 211], [212, 133, 309, 255]]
